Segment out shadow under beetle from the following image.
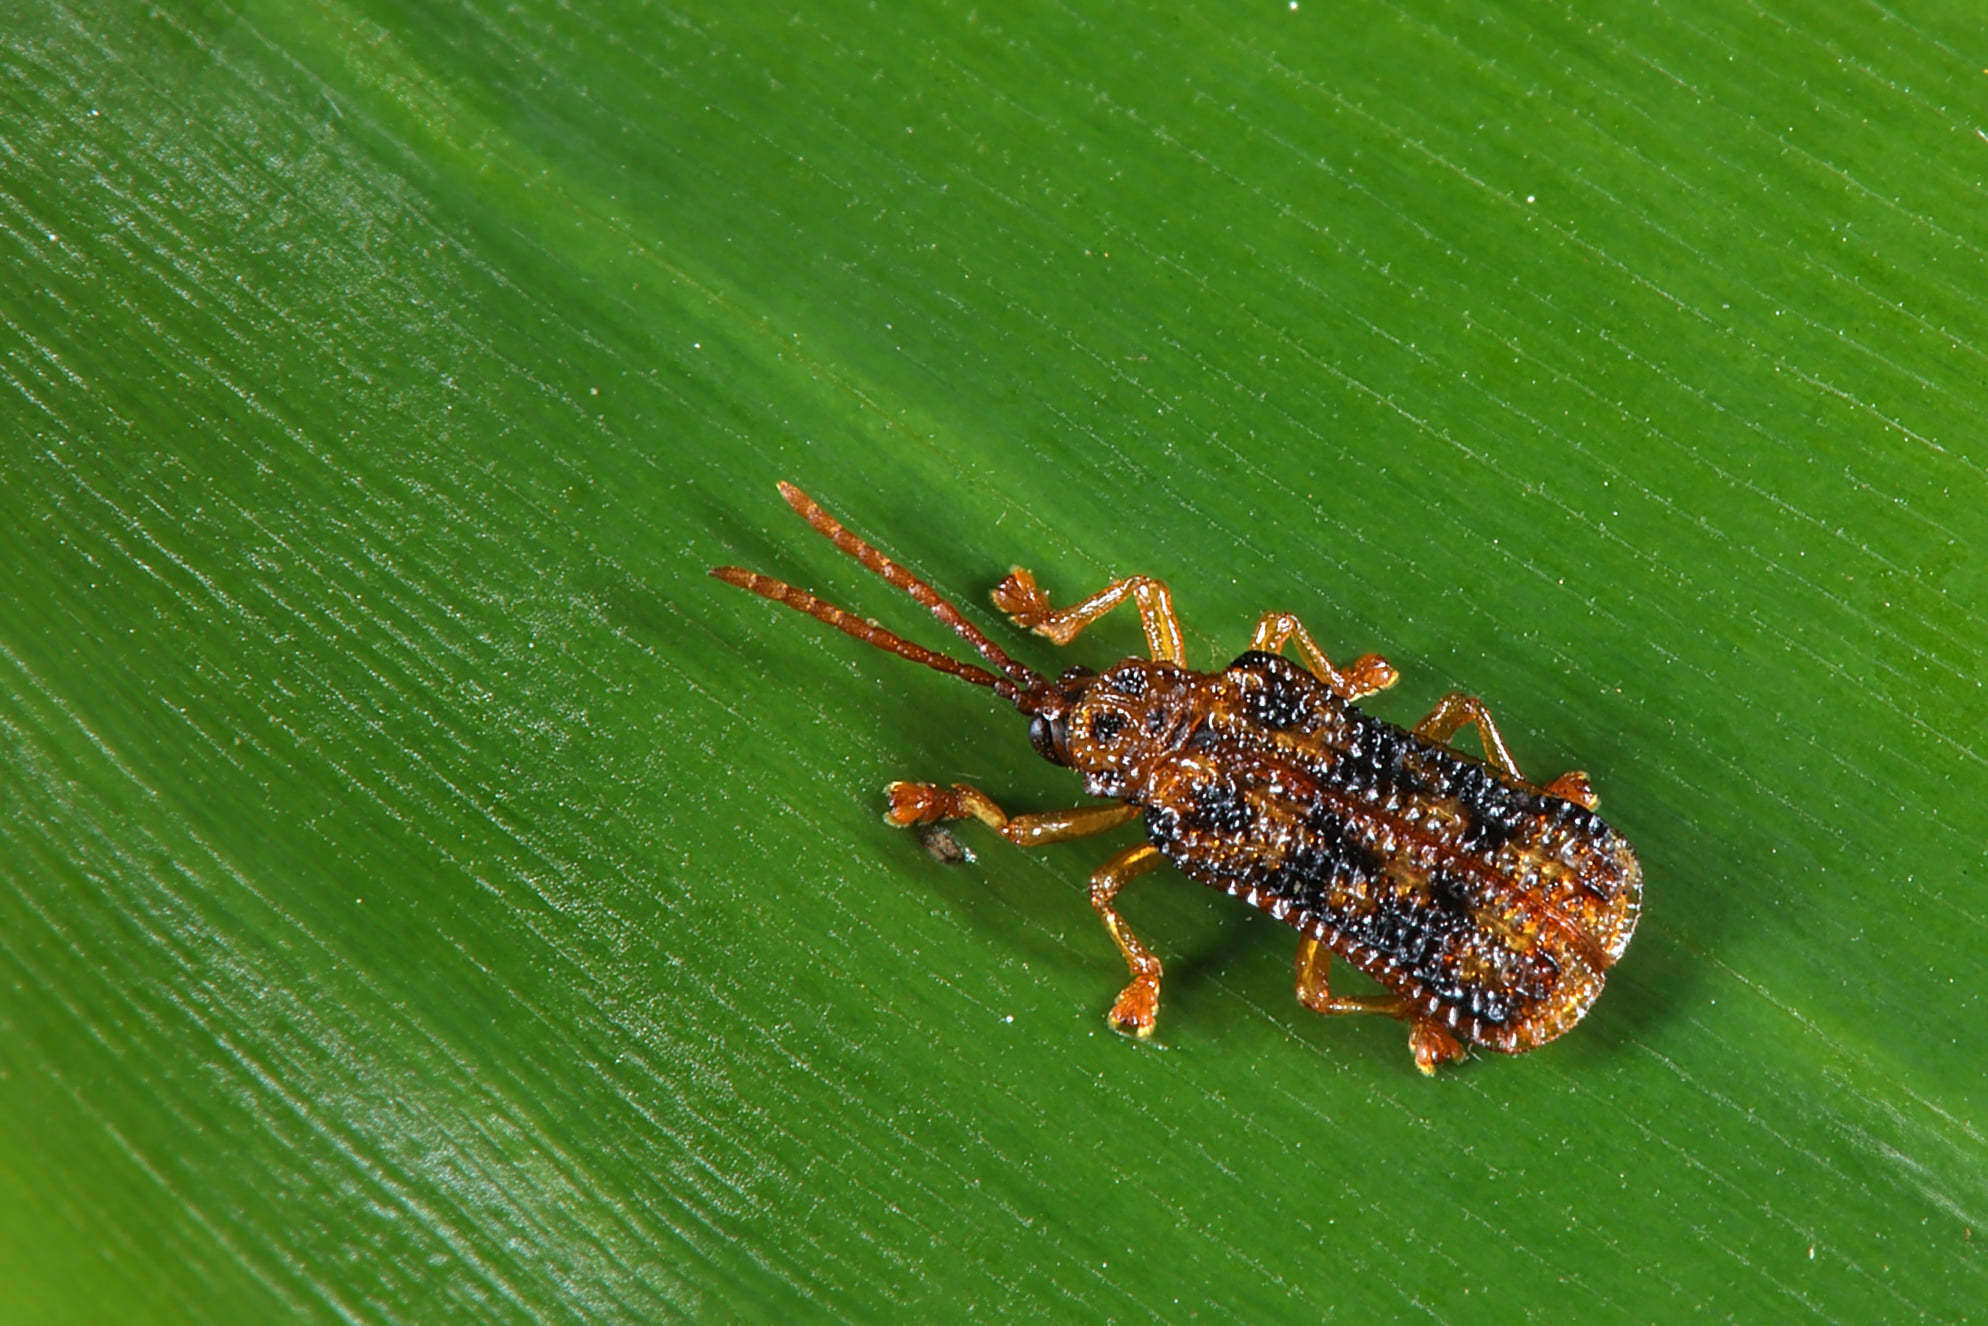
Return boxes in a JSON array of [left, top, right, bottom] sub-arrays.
[[713, 483, 1641, 1073]]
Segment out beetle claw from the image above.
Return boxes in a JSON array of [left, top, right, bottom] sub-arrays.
[[992, 567, 1054, 628], [1107, 979, 1160, 1038], [1410, 1020, 1466, 1075]]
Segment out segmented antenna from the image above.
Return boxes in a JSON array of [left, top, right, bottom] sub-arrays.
[[711, 482, 1046, 701]]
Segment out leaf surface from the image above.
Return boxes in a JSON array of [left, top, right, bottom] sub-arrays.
[[3, 2, 1984, 1319]]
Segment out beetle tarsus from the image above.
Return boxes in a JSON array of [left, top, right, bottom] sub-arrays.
[[1410, 1020, 1467, 1076], [1108, 978, 1161, 1038]]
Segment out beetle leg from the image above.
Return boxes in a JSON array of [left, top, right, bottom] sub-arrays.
[[1413, 692, 1523, 779], [1249, 613, 1399, 701], [991, 567, 1185, 664], [1544, 770, 1600, 810], [1088, 843, 1167, 1036], [1409, 1020, 1467, 1076], [1414, 695, 1602, 807], [1294, 935, 1409, 1016], [884, 782, 1139, 844], [886, 786, 1161, 1034], [1297, 938, 1467, 1073]]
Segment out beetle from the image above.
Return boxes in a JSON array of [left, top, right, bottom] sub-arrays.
[[712, 482, 1642, 1073]]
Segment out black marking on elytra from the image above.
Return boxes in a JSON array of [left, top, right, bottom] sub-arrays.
[[1458, 790, 1529, 855], [1189, 778, 1255, 835], [1427, 869, 1476, 916], [1272, 821, 1382, 915], [1229, 651, 1317, 731]]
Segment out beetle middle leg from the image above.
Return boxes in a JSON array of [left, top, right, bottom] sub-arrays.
[[1413, 692, 1600, 809], [1249, 612, 1399, 701], [991, 568, 1186, 663]]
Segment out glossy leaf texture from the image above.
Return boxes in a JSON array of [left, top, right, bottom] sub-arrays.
[[4, 2, 1984, 1320]]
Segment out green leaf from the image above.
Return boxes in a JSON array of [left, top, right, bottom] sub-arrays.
[[5, 1, 1983, 1319]]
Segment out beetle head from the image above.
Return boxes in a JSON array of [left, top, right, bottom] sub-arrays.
[[1021, 665, 1097, 767]]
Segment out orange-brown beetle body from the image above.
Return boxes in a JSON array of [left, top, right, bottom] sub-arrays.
[[714, 484, 1641, 1073]]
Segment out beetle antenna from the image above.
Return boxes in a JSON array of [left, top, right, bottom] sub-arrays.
[[711, 481, 1048, 702], [711, 565, 1019, 696]]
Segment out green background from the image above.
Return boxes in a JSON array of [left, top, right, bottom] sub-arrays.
[[4, 1, 1984, 1320]]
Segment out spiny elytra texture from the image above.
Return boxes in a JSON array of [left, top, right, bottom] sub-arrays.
[[1067, 652, 1641, 1054]]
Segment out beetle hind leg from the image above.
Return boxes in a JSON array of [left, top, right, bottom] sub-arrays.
[[1413, 692, 1523, 777], [1409, 1020, 1467, 1076], [1298, 937, 1470, 1074], [1294, 935, 1408, 1017], [1543, 770, 1600, 810]]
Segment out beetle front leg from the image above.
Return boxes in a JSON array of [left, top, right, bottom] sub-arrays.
[[886, 786, 1161, 1034], [1413, 693, 1600, 809], [1249, 613, 1399, 701], [884, 782, 1140, 844], [1089, 843, 1167, 1036], [991, 568, 1186, 664]]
